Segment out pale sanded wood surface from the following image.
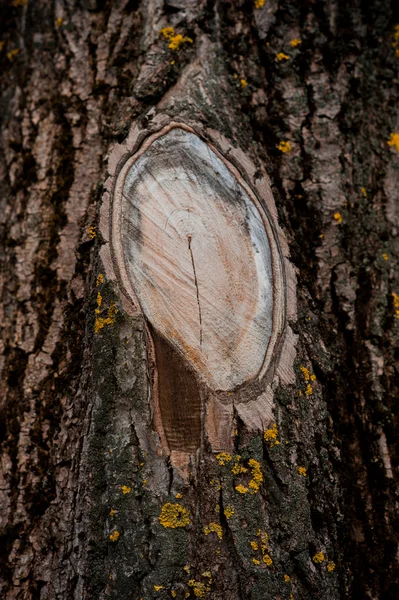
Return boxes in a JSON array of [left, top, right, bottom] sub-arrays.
[[119, 128, 274, 392]]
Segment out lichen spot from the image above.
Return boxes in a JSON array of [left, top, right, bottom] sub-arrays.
[[387, 132, 399, 152], [109, 530, 120, 542], [312, 552, 325, 564], [216, 452, 232, 466], [159, 26, 193, 51], [224, 506, 235, 519], [159, 502, 190, 528], [278, 140, 292, 153], [276, 52, 290, 61], [297, 466, 307, 477], [264, 423, 280, 447], [121, 485, 131, 494], [254, 0, 266, 8], [203, 522, 223, 540], [290, 38, 302, 47]]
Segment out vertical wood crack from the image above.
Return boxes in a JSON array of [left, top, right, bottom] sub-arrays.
[[187, 234, 203, 348]]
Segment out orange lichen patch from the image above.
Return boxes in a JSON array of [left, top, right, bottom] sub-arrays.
[[387, 132, 399, 152], [277, 140, 292, 153], [204, 522, 223, 540], [312, 552, 325, 564], [297, 466, 307, 477], [248, 459, 263, 493], [264, 423, 280, 447], [251, 530, 273, 566], [7, 48, 19, 60], [361, 187, 367, 197], [210, 479, 222, 490], [290, 38, 302, 47], [276, 52, 290, 61], [240, 78, 248, 88], [327, 561, 336, 572], [88, 225, 97, 239], [382, 253, 389, 261], [109, 530, 120, 542], [183, 565, 191, 574], [159, 502, 190, 528], [300, 365, 316, 382], [94, 302, 117, 333], [254, 0, 266, 8], [392, 292, 399, 319], [284, 574, 291, 582], [159, 27, 193, 51], [188, 579, 211, 598], [333, 211, 343, 224], [231, 457, 248, 475], [305, 383, 313, 396], [171, 592, 177, 598], [12, 0, 27, 6], [154, 585, 164, 592], [216, 452, 232, 466], [176, 493, 183, 499], [121, 485, 131, 494], [0, 41, 5, 52], [224, 506, 235, 519], [96, 273, 104, 286], [56, 17, 63, 28], [109, 508, 117, 517]]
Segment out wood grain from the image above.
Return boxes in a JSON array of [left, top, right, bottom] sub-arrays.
[[119, 127, 274, 391]]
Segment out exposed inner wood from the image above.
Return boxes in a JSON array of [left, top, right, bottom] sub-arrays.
[[150, 325, 202, 453], [120, 128, 274, 393]]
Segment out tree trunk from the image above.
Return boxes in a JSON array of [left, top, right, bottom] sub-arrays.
[[0, 1, 398, 599]]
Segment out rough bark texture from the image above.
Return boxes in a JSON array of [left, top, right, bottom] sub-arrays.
[[0, 1, 398, 600]]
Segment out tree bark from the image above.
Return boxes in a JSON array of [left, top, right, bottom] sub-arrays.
[[0, 1, 398, 599]]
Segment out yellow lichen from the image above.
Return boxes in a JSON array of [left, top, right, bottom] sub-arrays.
[[109, 508, 117, 517], [88, 225, 96, 239], [12, 0, 27, 6], [254, 0, 266, 8], [121, 485, 131, 494], [248, 459, 263, 493], [290, 38, 302, 47], [231, 462, 248, 475], [250, 541, 259, 551], [171, 592, 177, 598], [277, 140, 292, 153], [297, 466, 307, 477], [300, 365, 316, 382], [204, 522, 223, 540], [109, 530, 120, 542], [387, 132, 399, 152], [96, 273, 104, 286], [0, 41, 5, 52], [382, 253, 389, 261], [188, 579, 210, 598], [240, 78, 248, 88], [224, 506, 235, 519], [159, 27, 193, 51], [235, 484, 249, 494], [202, 571, 212, 580], [252, 558, 260, 565], [176, 493, 182, 499], [327, 561, 336, 572], [305, 383, 313, 396], [361, 187, 367, 197], [263, 554, 273, 566], [183, 565, 191, 573], [334, 212, 343, 224], [312, 552, 325, 564], [284, 574, 291, 582], [154, 585, 164, 592], [56, 17, 63, 28], [94, 302, 117, 334], [392, 292, 399, 319], [216, 452, 232, 465], [7, 48, 19, 60], [276, 52, 290, 61], [159, 502, 190, 528], [264, 423, 280, 447]]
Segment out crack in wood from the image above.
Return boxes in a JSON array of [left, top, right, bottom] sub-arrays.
[[187, 233, 203, 348]]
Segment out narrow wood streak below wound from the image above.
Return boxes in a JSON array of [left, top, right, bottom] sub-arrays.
[[121, 128, 274, 391]]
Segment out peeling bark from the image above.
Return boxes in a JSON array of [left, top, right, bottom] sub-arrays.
[[0, 1, 398, 600]]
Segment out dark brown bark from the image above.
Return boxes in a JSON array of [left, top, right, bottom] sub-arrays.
[[0, 1, 398, 599]]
